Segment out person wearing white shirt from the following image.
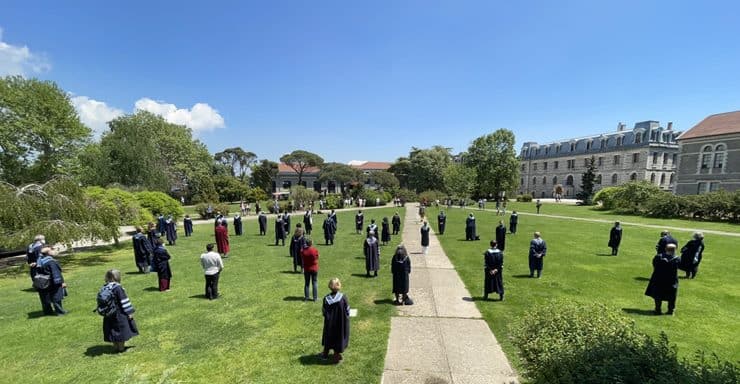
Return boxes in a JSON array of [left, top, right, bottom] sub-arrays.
[[200, 243, 224, 300]]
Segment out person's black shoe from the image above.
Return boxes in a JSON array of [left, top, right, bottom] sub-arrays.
[[666, 310, 674, 316], [483, 294, 488, 301], [499, 295, 504, 301]]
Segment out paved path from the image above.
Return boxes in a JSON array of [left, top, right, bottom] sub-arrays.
[[381, 208, 518, 384]]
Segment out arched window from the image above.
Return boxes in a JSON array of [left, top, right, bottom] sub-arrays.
[[552, 176, 558, 185], [714, 144, 726, 169], [532, 177, 537, 185], [612, 174, 618, 184], [669, 173, 674, 184], [635, 132, 642, 144], [662, 153, 668, 164], [630, 173, 637, 181], [542, 176, 547, 185], [521, 178, 524, 186], [650, 173, 656, 183], [596, 174, 602, 184], [566, 175, 574, 186], [700, 145, 713, 169], [660, 174, 666, 185]]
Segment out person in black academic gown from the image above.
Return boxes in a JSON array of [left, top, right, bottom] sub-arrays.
[[392, 212, 401, 235], [132, 227, 152, 273], [420, 221, 430, 255], [165, 215, 177, 245], [283, 213, 291, 237], [484, 240, 504, 301], [323, 217, 336, 245], [35, 248, 67, 315], [364, 232, 380, 277], [101, 269, 138, 352], [495, 221, 507, 252], [329, 210, 338, 228], [465, 213, 477, 241], [275, 215, 286, 246], [381, 217, 391, 245], [529, 232, 546, 278], [320, 278, 350, 364], [391, 245, 411, 305], [437, 211, 446, 235], [183, 215, 193, 237], [152, 238, 172, 291], [147, 222, 159, 249], [258, 211, 267, 235], [234, 215, 243, 236], [355, 211, 364, 234], [156, 214, 166, 235], [656, 230, 677, 254], [645, 244, 681, 315], [366, 219, 378, 236], [608, 222, 622, 256], [679, 232, 705, 279], [509, 211, 518, 234], [304, 211, 313, 235], [290, 224, 306, 273]]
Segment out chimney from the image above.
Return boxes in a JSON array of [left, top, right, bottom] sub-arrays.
[[617, 122, 625, 131], [667, 122, 673, 130]]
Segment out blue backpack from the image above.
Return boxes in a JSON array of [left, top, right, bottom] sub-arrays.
[[95, 284, 118, 317]]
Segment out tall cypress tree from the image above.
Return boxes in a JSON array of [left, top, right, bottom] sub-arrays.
[[577, 156, 597, 205]]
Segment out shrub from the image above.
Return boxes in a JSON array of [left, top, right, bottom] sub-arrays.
[[612, 181, 663, 214], [84, 186, 153, 227], [592, 187, 617, 210], [512, 300, 738, 384], [516, 193, 533, 202], [194, 202, 231, 219], [418, 190, 446, 204], [360, 189, 389, 206], [394, 188, 417, 203], [135, 191, 184, 219], [324, 194, 343, 210]]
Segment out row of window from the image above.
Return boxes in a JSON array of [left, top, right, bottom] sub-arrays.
[[523, 173, 675, 187], [524, 152, 678, 171], [699, 144, 726, 170], [526, 131, 677, 157], [697, 182, 721, 194]]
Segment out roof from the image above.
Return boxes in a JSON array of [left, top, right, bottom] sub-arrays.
[[678, 111, 740, 140], [350, 161, 392, 171], [278, 163, 321, 174]]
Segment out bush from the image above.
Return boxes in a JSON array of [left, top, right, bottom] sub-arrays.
[[516, 193, 533, 202], [135, 191, 184, 219], [360, 189, 390, 207], [394, 188, 417, 203], [85, 187, 153, 227], [592, 186, 618, 210], [418, 190, 445, 204], [512, 300, 738, 384], [194, 202, 231, 219], [325, 194, 343, 210], [612, 181, 663, 214]]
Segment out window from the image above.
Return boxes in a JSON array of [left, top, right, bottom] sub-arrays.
[[709, 182, 720, 192], [542, 176, 547, 185], [598, 157, 603, 166], [632, 153, 639, 163], [554, 161, 559, 169], [596, 174, 602, 184], [532, 177, 537, 185], [650, 173, 656, 183], [652, 152, 659, 164], [566, 175, 574, 186], [282, 180, 292, 189], [611, 174, 618, 184], [670, 174, 674, 184], [635, 133, 642, 144], [543, 162, 548, 170], [616, 136, 623, 146], [553, 176, 558, 185], [584, 158, 589, 167], [660, 174, 666, 185], [533, 163, 538, 171], [521, 178, 524, 186], [697, 182, 707, 194], [672, 153, 677, 164], [570, 143, 576, 152], [556, 145, 561, 153], [586, 141, 592, 150], [545, 147, 550, 154], [521, 164, 526, 171], [630, 173, 637, 181], [613, 155, 620, 165], [536, 148, 541, 155], [700, 145, 713, 169], [601, 139, 607, 149], [567, 159, 575, 169], [714, 144, 726, 169], [663, 153, 668, 164]]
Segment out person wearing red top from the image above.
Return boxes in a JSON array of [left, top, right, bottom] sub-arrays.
[[215, 221, 230, 258], [301, 239, 319, 301]]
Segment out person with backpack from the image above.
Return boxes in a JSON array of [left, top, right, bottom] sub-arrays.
[[98, 269, 138, 352], [35, 247, 67, 315], [26, 234, 45, 280]]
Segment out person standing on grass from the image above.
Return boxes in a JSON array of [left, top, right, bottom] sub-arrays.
[[391, 245, 412, 305], [320, 278, 350, 364], [215, 221, 230, 258], [283, 212, 291, 237], [483, 240, 504, 301], [258, 211, 267, 236], [645, 243, 681, 315], [183, 215, 193, 237], [301, 239, 319, 301], [437, 210, 446, 235], [608, 222, 623, 256], [529, 232, 547, 278], [275, 214, 286, 246], [495, 220, 507, 252], [679, 232, 705, 279], [418, 204, 426, 222], [381, 217, 391, 246], [152, 238, 173, 291], [355, 210, 364, 234], [535, 199, 542, 214], [234, 214, 243, 236], [364, 231, 380, 277], [157, 214, 166, 235], [290, 224, 306, 273], [165, 215, 177, 246], [101, 269, 138, 352], [392, 212, 401, 235], [147, 222, 159, 249], [35, 247, 67, 315], [509, 211, 518, 234], [329, 209, 338, 228], [420, 221, 430, 255], [656, 230, 678, 255], [465, 213, 477, 241], [367, 219, 378, 236], [200, 243, 224, 300], [304, 210, 313, 235], [26, 234, 45, 281], [132, 227, 152, 273]]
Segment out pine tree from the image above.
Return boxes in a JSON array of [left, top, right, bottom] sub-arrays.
[[577, 156, 597, 205]]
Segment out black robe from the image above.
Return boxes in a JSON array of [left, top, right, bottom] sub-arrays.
[[656, 235, 678, 254], [183, 218, 193, 236], [437, 214, 446, 235], [495, 225, 506, 251], [484, 248, 504, 295], [147, 229, 159, 249], [275, 219, 286, 244], [381, 221, 391, 243], [608, 227, 622, 249], [367, 223, 378, 237], [165, 220, 177, 245], [509, 214, 518, 234], [323, 219, 336, 244], [364, 237, 380, 272], [36, 257, 65, 312], [283, 214, 291, 235], [152, 245, 172, 279], [234, 216, 243, 236], [679, 239, 704, 272], [157, 216, 166, 235], [303, 212, 313, 234], [645, 253, 680, 301], [132, 233, 152, 271], [355, 213, 364, 231], [529, 238, 547, 271], [329, 212, 338, 228], [391, 255, 411, 294], [465, 217, 477, 240], [392, 215, 401, 235], [258, 214, 267, 235], [102, 283, 139, 343], [322, 292, 350, 353], [420, 226, 430, 247], [290, 234, 306, 270]]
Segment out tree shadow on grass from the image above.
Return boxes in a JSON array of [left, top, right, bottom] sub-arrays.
[[622, 308, 657, 316], [27, 311, 47, 319], [283, 296, 306, 302], [60, 254, 109, 268], [511, 274, 533, 279], [634, 277, 650, 281], [298, 354, 335, 366]]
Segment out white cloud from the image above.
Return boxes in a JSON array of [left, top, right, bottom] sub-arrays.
[[134, 97, 225, 132], [0, 27, 51, 76], [71, 96, 124, 136]]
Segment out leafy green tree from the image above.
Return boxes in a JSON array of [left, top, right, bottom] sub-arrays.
[[280, 150, 324, 185], [577, 156, 597, 205], [443, 163, 477, 199], [318, 162, 365, 193], [214, 147, 257, 181], [290, 185, 320, 207], [0, 177, 119, 249], [0, 76, 91, 184], [388, 157, 412, 189], [369, 170, 399, 191], [250, 159, 278, 193], [84, 186, 154, 227], [213, 175, 250, 203], [467, 129, 519, 197], [408, 146, 451, 192], [134, 191, 184, 219]]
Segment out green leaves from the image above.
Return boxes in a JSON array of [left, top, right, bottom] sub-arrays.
[[466, 129, 519, 197]]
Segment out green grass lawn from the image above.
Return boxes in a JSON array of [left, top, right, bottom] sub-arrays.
[[433, 205, 739, 372], [0, 207, 404, 383]]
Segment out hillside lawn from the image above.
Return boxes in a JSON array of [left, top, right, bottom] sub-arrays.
[[432, 203, 739, 372], [0, 207, 404, 383]]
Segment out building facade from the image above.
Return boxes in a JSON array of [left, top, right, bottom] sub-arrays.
[[519, 121, 681, 198], [675, 111, 740, 194], [273, 161, 392, 194]]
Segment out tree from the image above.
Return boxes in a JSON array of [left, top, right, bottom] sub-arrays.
[[280, 150, 324, 185], [388, 157, 412, 189], [408, 146, 451, 192], [0, 76, 91, 184], [318, 162, 365, 193], [213, 175, 250, 203], [0, 177, 119, 249], [369, 171, 399, 191], [467, 129, 519, 197], [214, 147, 257, 181], [443, 163, 477, 199], [290, 185, 320, 207], [250, 159, 278, 193], [577, 156, 597, 205]]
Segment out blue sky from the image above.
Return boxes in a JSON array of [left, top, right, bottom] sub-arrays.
[[2, 1, 740, 163]]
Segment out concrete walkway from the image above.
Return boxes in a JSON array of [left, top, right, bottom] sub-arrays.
[[381, 208, 518, 384]]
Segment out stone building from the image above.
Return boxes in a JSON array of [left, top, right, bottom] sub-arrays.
[[675, 111, 740, 194], [273, 161, 392, 194], [519, 121, 681, 198]]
